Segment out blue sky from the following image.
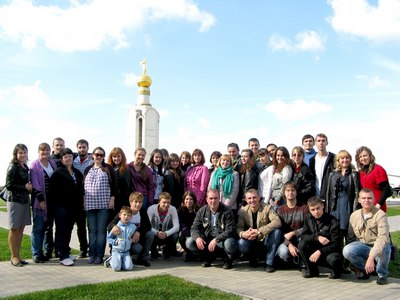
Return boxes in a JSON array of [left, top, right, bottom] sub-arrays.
[[1, 0, 399, 185]]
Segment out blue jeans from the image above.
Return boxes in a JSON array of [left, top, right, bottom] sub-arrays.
[[110, 251, 133, 271], [343, 241, 391, 277], [186, 236, 237, 261], [87, 209, 109, 259], [238, 228, 281, 266], [31, 210, 46, 257]]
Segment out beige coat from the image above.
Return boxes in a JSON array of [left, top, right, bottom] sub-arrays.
[[237, 203, 281, 241], [348, 207, 390, 258]]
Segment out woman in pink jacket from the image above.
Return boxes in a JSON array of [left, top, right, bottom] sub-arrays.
[[184, 149, 210, 206]]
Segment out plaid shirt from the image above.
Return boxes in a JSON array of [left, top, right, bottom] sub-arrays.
[[84, 166, 110, 210]]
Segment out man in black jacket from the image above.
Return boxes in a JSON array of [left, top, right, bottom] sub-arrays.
[[186, 189, 237, 269], [298, 196, 342, 279]]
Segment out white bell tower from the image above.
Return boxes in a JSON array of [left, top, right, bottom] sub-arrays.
[[126, 59, 160, 157]]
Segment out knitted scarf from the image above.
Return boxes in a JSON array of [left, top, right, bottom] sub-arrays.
[[211, 166, 234, 198]]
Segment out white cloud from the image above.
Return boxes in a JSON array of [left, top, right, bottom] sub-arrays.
[[158, 108, 169, 118], [268, 30, 326, 52], [328, 0, 400, 42], [0, 80, 50, 108], [355, 74, 389, 88], [0, 0, 215, 52], [122, 73, 140, 87], [197, 117, 210, 128], [374, 57, 400, 72], [263, 99, 332, 121]]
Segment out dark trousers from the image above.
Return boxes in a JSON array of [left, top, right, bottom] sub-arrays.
[[75, 208, 88, 253], [151, 233, 179, 257], [298, 239, 342, 275], [54, 206, 74, 260]]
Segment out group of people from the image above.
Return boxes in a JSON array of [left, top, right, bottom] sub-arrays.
[[3, 133, 393, 285]]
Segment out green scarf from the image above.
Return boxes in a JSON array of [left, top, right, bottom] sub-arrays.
[[212, 166, 234, 198]]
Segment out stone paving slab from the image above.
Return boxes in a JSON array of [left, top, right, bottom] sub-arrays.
[[1, 211, 400, 299], [0, 256, 399, 299]]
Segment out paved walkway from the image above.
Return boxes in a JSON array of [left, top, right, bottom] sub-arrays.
[[0, 211, 399, 299]]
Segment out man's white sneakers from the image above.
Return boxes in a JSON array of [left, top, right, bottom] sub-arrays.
[[60, 258, 74, 266]]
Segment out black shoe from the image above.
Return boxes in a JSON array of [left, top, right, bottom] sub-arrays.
[[184, 254, 195, 262], [376, 276, 388, 285], [78, 251, 87, 258], [202, 262, 211, 267], [33, 256, 45, 263], [249, 259, 259, 268], [358, 273, 370, 280], [302, 269, 319, 278], [265, 264, 275, 273], [328, 271, 341, 279], [137, 258, 151, 267], [171, 251, 183, 257], [43, 252, 52, 260], [342, 267, 352, 274], [223, 260, 233, 270]]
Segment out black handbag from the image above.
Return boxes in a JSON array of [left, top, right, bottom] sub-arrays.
[[0, 186, 12, 202]]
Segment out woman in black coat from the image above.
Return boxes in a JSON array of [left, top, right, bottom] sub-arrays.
[[50, 148, 84, 266], [6, 144, 32, 267]]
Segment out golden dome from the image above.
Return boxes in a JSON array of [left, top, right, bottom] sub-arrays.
[[137, 75, 152, 88]]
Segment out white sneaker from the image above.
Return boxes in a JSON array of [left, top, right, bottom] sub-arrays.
[[60, 258, 74, 266], [69, 255, 76, 261]]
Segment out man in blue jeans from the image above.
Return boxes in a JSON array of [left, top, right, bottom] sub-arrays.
[[237, 189, 281, 272], [343, 188, 391, 285], [186, 189, 237, 269]]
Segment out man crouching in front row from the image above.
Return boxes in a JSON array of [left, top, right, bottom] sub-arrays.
[[186, 189, 237, 269], [298, 196, 342, 279], [237, 189, 281, 272]]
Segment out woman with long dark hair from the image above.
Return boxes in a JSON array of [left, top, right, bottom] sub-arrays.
[[148, 149, 165, 205], [163, 153, 184, 208], [237, 149, 258, 207], [5, 144, 32, 267], [270, 146, 293, 210], [178, 191, 199, 262]]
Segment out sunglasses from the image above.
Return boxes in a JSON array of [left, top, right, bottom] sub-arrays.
[[93, 153, 105, 158]]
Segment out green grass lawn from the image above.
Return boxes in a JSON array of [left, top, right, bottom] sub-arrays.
[[388, 230, 400, 278], [0, 228, 78, 261], [3, 274, 241, 300], [387, 206, 400, 217], [0, 227, 32, 261]]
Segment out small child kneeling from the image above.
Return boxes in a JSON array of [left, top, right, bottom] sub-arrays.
[[107, 206, 137, 271]]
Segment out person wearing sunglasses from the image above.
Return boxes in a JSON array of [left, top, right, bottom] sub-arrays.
[[83, 146, 117, 265]]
